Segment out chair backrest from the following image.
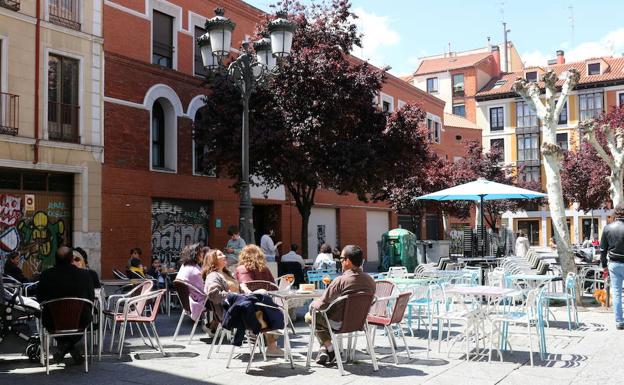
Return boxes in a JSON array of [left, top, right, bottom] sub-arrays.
[[113, 269, 129, 280], [276, 274, 295, 291], [125, 289, 166, 322], [565, 272, 577, 292], [173, 280, 192, 313], [131, 280, 154, 315], [389, 292, 412, 324], [40, 297, 94, 333], [388, 266, 408, 278], [277, 262, 304, 286], [244, 280, 279, 292], [329, 292, 374, 334], [369, 280, 396, 316]]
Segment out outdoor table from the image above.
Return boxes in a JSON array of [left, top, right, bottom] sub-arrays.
[[269, 289, 324, 361], [444, 285, 518, 360], [383, 277, 435, 286], [505, 274, 560, 290]]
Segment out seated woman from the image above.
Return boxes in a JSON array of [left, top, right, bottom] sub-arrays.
[[235, 245, 275, 291], [313, 243, 336, 270], [229, 246, 283, 357], [175, 244, 207, 321], [203, 249, 240, 322]]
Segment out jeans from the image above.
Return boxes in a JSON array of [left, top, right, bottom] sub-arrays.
[[608, 261, 624, 324]]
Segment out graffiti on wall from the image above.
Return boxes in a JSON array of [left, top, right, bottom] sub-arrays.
[[0, 194, 22, 227], [151, 199, 210, 263], [18, 211, 66, 272]]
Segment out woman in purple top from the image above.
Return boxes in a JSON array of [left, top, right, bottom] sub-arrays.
[[175, 243, 207, 321]]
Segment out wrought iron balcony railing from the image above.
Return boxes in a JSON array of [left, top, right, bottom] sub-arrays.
[[49, 0, 81, 30], [0, 92, 19, 136]]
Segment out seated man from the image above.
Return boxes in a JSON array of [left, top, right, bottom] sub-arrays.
[[37, 246, 95, 364], [280, 243, 305, 268], [305, 245, 375, 366], [4, 252, 28, 283]]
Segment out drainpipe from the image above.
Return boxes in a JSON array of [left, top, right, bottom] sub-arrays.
[[33, 0, 41, 164]]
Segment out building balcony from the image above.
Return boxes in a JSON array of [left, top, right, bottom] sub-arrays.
[[0, 92, 19, 136], [49, 0, 81, 30], [0, 0, 19, 11], [48, 102, 80, 143]]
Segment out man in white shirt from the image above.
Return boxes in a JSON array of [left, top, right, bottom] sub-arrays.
[[281, 244, 305, 268]]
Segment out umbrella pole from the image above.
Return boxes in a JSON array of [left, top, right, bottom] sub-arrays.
[[480, 195, 485, 258]]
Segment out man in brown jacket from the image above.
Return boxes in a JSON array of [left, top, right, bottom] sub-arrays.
[[305, 245, 375, 365]]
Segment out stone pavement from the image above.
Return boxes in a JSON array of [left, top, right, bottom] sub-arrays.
[[0, 304, 621, 385]]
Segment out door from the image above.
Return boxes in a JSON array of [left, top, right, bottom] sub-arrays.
[[307, 208, 336, 259], [366, 211, 389, 263], [517, 220, 540, 246]]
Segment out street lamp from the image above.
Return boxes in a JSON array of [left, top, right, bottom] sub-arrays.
[[198, 8, 295, 245]]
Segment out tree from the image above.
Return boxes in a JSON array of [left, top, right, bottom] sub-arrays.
[[578, 105, 624, 207], [513, 69, 580, 283], [561, 141, 610, 212], [194, 0, 431, 256]]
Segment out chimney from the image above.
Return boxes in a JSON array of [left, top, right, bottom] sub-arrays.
[[556, 50, 565, 64], [491, 45, 501, 74]]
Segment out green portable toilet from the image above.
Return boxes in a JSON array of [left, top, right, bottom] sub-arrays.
[[378, 228, 418, 272]]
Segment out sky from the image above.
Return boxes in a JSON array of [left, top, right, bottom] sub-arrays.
[[245, 0, 624, 76]]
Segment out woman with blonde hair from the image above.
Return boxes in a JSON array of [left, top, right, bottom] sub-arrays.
[[235, 244, 275, 284]]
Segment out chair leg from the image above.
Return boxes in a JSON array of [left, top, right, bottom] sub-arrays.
[[217, 328, 227, 353], [45, 334, 50, 375], [527, 323, 534, 367], [386, 326, 398, 365], [189, 317, 200, 345], [173, 312, 185, 341], [566, 298, 572, 331], [208, 325, 222, 358], [84, 330, 89, 373], [306, 313, 316, 368], [364, 324, 379, 372], [398, 324, 411, 360], [226, 340, 236, 368], [150, 322, 166, 357], [488, 321, 494, 363], [246, 335, 260, 374], [118, 321, 128, 359], [109, 320, 117, 352], [331, 333, 345, 376]]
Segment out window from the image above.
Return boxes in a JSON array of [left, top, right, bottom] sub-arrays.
[[0, 0, 20, 11], [558, 101, 568, 124], [519, 165, 541, 183], [427, 118, 441, 143], [489, 107, 504, 131], [48, 54, 79, 143], [518, 220, 540, 246], [517, 132, 540, 162], [153, 11, 174, 68], [194, 26, 207, 77], [556, 133, 568, 151], [588, 63, 601, 75], [382, 101, 391, 112], [490, 138, 504, 154], [579, 92, 603, 120], [516, 101, 538, 128], [525, 71, 537, 82], [452, 74, 464, 96], [426, 77, 438, 93], [452, 104, 466, 117], [619, 92, 624, 107], [49, 0, 80, 30], [152, 101, 166, 169]]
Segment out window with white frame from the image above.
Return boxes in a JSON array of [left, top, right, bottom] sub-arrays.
[[193, 113, 215, 176], [620, 92, 624, 107], [556, 132, 568, 151], [380, 93, 394, 113], [489, 106, 504, 131], [151, 98, 177, 171], [48, 54, 80, 143], [426, 114, 441, 143], [194, 26, 207, 77], [452, 104, 465, 117], [153, 11, 174, 68], [490, 138, 504, 154], [587, 62, 601, 75], [558, 101, 568, 124], [516, 101, 538, 128], [525, 71, 538, 82], [517, 132, 540, 162], [579, 92, 603, 120], [426, 77, 438, 93]]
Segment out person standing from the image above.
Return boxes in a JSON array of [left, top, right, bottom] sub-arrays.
[[37, 246, 95, 364], [515, 231, 530, 258], [260, 229, 281, 262], [224, 226, 246, 266], [601, 204, 624, 330]]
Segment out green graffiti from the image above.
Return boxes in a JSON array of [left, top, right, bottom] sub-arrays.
[[18, 211, 65, 272]]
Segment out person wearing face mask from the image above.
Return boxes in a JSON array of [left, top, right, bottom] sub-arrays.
[[224, 225, 246, 266]]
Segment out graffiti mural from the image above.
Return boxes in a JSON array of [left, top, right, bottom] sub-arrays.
[[151, 199, 210, 263], [0, 194, 22, 226], [18, 211, 66, 272]]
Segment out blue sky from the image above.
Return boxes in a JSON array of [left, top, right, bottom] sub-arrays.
[[245, 0, 624, 76]]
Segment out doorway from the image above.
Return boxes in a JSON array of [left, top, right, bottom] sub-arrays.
[[517, 219, 540, 246], [252, 204, 281, 246]]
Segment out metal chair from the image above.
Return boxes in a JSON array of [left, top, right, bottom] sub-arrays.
[[306, 292, 378, 375], [243, 280, 279, 292], [112, 269, 129, 280], [40, 297, 94, 374], [172, 280, 209, 345], [367, 291, 412, 364], [544, 272, 579, 330], [387, 266, 408, 279], [115, 289, 167, 358], [276, 274, 295, 291]]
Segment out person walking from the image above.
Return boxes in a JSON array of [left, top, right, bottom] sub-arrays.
[[601, 204, 624, 330], [515, 231, 530, 258]]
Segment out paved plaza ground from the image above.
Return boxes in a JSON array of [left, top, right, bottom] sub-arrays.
[[0, 303, 621, 385]]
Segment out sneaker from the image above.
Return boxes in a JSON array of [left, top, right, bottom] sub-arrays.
[[315, 348, 336, 366], [201, 324, 214, 337], [617, 323, 624, 330]]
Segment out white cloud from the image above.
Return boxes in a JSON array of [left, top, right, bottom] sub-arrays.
[[351, 7, 400, 68], [522, 27, 624, 66]]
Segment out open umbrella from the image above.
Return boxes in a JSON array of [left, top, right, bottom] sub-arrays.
[[416, 178, 547, 257]]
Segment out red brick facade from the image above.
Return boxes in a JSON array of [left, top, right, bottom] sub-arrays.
[[101, 0, 449, 275]]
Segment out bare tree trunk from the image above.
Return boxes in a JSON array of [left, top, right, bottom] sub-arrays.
[[610, 167, 624, 207]]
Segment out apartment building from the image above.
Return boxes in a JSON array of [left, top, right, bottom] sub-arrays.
[[0, 0, 104, 276], [475, 51, 624, 246]]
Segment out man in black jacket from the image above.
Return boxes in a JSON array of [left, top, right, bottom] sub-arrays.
[[4, 252, 28, 283], [601, 203, 624, 330], [37, 246, 95, 364]]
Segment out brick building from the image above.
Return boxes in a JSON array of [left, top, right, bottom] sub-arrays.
[[101, 0, 449, 275], [476, 51, 624, 246]]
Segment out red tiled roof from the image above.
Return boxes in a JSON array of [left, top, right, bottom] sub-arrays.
[[414, 52, 492, 76], [443, 113, 479, 129], [477, 56, 624, 98]]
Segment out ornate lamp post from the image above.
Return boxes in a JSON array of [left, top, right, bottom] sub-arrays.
[[198, 8, 295, 245]]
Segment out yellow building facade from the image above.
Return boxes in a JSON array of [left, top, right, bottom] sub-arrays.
[[0, 1, 103, 275]]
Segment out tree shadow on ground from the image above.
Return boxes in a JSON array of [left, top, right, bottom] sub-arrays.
[[469, 351, 588, 368]]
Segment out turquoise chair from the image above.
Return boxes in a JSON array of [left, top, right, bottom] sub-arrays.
[[543, 272, 579, 330]]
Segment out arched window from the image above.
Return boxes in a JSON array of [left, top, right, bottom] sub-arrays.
[[152, 101, 165, 169]]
